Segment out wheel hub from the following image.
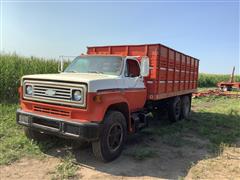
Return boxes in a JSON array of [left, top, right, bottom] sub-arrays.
[[175, 101, 181, 117], [107, 123, 123, 152]]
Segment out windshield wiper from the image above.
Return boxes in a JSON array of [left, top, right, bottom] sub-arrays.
[[88, 71, 104, 74]]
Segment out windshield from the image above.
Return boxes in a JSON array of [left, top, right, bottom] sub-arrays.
[[64, 56, 123, 75]]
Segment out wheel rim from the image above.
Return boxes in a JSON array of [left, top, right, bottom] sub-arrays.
[[107, 123, 123, 152]]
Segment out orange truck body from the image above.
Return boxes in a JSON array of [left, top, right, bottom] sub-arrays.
[[87, 44, 199, 100]]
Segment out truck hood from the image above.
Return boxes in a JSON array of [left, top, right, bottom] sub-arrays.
[[22, 73, 122, 92], [22, 73, 118, 83]]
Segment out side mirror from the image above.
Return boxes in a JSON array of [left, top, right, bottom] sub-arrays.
[[140, 56, 150, 77]]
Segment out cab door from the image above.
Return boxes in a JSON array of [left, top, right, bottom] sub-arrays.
[[123, 58, 147, 111]]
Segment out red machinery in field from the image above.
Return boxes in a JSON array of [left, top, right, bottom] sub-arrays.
[[217, 67, 240, 91]]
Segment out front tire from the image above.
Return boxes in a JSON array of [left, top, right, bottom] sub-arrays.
[[92, 111, 127, 162]]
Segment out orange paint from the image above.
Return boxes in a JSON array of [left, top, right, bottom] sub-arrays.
[[20, 88, 147, 131], [88, 44, 199, 101]]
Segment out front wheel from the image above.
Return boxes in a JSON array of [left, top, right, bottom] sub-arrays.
[[92, 111, 127, 162]]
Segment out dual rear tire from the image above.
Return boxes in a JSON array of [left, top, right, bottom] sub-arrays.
[[168, 95, 191, 122], [181, 95, 191, 120]]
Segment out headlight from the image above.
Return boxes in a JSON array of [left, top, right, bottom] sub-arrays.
[[72, 90, 82, 101], [26, 85, 33, 95]]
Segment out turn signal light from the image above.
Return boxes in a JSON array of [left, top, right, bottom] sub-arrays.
[[93, 95, 102, 103]]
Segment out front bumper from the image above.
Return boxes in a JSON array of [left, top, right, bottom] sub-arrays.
[[16, 109, 102, 141]]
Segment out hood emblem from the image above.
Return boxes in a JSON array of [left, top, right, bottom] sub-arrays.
[[45, 89, 56, 96]]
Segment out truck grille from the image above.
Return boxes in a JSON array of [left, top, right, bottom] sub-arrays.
[[23, 80, 86, 107], [33, 105, 71, 117], [33, 85, 71, 100]]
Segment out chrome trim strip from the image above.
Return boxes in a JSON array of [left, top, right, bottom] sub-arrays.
[[147, 81, 153, 84], [160, 67, 167, 70], [32, 123, 59, 132]]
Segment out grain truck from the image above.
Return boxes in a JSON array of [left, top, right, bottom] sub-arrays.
[[16, 44, 199, 162]]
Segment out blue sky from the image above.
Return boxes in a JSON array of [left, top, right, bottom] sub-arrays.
[[1, 1, 239, 74]]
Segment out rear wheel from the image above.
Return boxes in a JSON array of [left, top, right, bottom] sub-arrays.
[[181, 95, 191, 120], [92, 111, 127, 162], [168, 97, 181, 122], [24, 127, 50, 142]]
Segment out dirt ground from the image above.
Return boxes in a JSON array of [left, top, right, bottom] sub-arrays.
[[1, 133, 239, 180], [186, 146, 240, 179]]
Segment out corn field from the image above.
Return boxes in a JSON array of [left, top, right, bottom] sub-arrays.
[[0, 54, 58, 103], [198, 73, 240, 87], [0, 54, 239, 103]]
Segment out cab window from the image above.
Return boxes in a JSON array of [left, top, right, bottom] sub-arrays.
[[124, 59, 140, 77]]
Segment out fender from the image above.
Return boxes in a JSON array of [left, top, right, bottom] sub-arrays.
[[88, 88, 146, 132], [87, 90, 130, 123]]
